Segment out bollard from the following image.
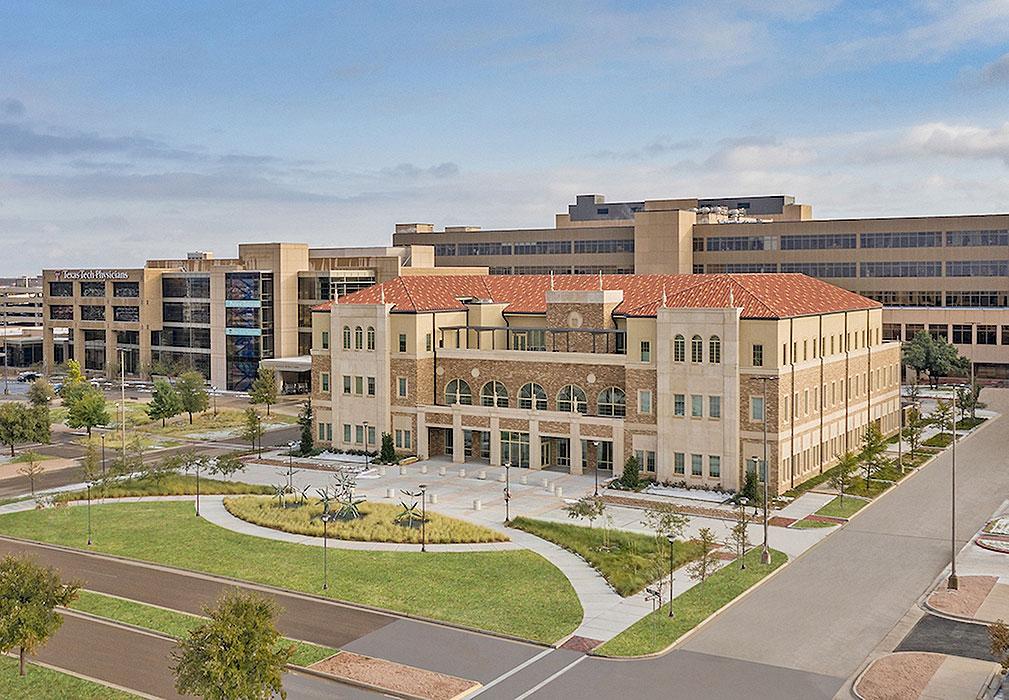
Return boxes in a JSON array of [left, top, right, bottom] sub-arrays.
[[459, 468, 466, 478], [555, 487, 563, 498], [542, 478, 550, 489], [497, 473, 506, 482], [472, 499, 482, 511], [429, 493, 438, 504], [439, 466, 447, 477], [385, 488, 394, 499], [479, 470, 487, 480], [520, 474, 528, 485], [399, 466, 407, 477], [420, 464, 428, 475], [378, 466, 386, 476]]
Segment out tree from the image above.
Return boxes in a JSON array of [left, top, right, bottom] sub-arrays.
[[739, 469, 758, 504], [26, 379, 55, 408], [932, 399, 954, 436], [172, 589, 293, 700], [620, 454, 641, 489], [210, 452, 246, 479], [147, 379, 183, 427], [176, 371, 209, 424], [66, 387, 109, 437], [241, 408, 264, 456], [859, 423, 889, 493], [829, 452, 859, 505], [902, 407, 928, 457], [989, 619, 1009, 673], [380, 432, 396, 463], [956, 382, 984, 422], [296, 401, 313, 456], [688, 528, 720, 583], [727, 500, 752, 570], [17, 453, 44, 498], [640, 501, 688, 543], [0, 555, 80, 676], [59, 360, 87, 405], [0, 403, 49, 457], [902, 331, 969, 388], [564, 494, 605, 528], [249, 367, 278, 417]]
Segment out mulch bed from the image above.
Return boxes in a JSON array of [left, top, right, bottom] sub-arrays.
[[561, 635, 603, 652], [927, 575, 998, 619], [601, 494, 745, 522], [768, 516, 796, 527], [311, 651, 478, 700], [855, 652, 945, 700], [804, 514, 846, 524]]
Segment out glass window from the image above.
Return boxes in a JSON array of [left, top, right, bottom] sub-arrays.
[[708, 455, 721, 478], [343, 375, 351, 394], [81, 305, 105, 321], [674, 335, 685, 362], [952, 324, 972, 344], [860, 232, 941, 248], [355, 425, 364, 444], [396, 377, 406, 397], [225, 272, 260, 300], [518, 382, 548, 410], [691, 335, 703, 363], [751, 396, 765, 421], [597, 387, 626, 417], [321, 373, 330, 392], [674, 452, 685, 475], [445, 379, 473, 405], [481, 381, 509, 408], [343, 424, 351, 443], [779, 262, 856, 278], [638, 390, 652, 415], [225, 307, 260, 328], [709, 336, 721, 364], [354, 376, 363, 395], [113, 306, 139, 323], [343, 326, 351, 349], [709, 395, 721, 418], [929, 324, 949, 341], [978, 325, 997, 345], [752, 344, 763, 367], [368, 426, 376, 445], [367, 327, 375, 350], [779, 234, 855, 250], [946, 229, 1009, 247], [1002, 326, 1009, 345], [399, 333, 407, 352], [557, 385, 588, 413], [368, 376, 376, 396], [354, 326, 363, 350], [49, 281, 72, 296], [946, 260, 1009, 277], [691, 395, 703, 417], [80, 281, 106, 297], [640, 341, 651, 363], [321, 331, 329, 350], [860, 261, 942, 277], [691, 454, 703, 476], [674, 394, 685, 417], [111, 281, 140, 298]]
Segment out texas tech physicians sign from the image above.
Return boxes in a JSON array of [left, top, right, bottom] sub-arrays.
[[57, 270, 131, 280]]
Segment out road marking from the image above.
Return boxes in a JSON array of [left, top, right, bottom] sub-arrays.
[[465, 647, 555, 698], [513, 655, 586, 700]]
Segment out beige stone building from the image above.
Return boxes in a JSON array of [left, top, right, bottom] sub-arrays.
[[41, 244, 484, 390], [391, 194, 1009, 379], [311, 273, 901, 495]]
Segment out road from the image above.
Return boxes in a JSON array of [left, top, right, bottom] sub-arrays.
[[503, 389, 1009, 699]]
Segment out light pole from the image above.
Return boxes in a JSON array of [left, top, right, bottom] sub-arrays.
[[363, 422, 370, 467], [2, 300, 8, 396], [211, 386, 218, 417], [419, 483, 428, 553], [285, 442, 299, 492], [592, 439, 600, 496], [86, 481, 92, 545], [737, 497, 750, 569], [194, 457, 202, 517], [666, 534, 676, 618], [119, 349, 126, 464], [758, 376, 772, 565], [948, 383, 960, 590], [503, 461, 511, 523]]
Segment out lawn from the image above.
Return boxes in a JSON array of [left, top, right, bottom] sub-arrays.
[[815, 495, 869, 519], [509, 517, 702, 597], [923, 432, 954, 448], [55, 473, 273, 503], [225, 496, 508, 544], [791, 517, 836, 529], [0, 502, 581, 644], [71, 590, 336, 666], [594, 548, 787, 657], [0, 655, 135, 699], [956, 417, 987, 430]]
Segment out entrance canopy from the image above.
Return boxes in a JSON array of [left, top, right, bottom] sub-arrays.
[[260, 355, 311, 394]]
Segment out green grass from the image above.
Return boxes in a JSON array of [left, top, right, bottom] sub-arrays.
[[225, 496, 508, 544], [0, 654, 135, 698], [815, 495, 869, 519], [509, 517, 702, 597], [0, 501, 581, 644], [781, 460, 850, 499], [594, 548, 787, 656], [10, 451, 50, 464], [55, 473, 273, 503], [924, 432, 954, 448], [791, 517, 837, 529], [956, 417, 987, 430], [71, 590, 336, 666]]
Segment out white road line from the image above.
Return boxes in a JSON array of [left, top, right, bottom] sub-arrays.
[[465, 647, 555, 698], [513, 655, 586, 700]]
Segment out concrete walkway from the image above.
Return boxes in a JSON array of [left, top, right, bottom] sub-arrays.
[[776, 491, 836, 520]]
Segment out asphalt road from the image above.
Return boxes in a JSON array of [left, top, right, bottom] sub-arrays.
[[525, 389, 1009, 699], [896, 614, 994, 662]]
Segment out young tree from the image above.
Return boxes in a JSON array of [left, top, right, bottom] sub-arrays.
[[688, 527, 720, 583], [859, 423, 889, 493], [739, 469, 758, 504], [902, 407, 928, 457], [172, 589, 293, 700], [829, 452, 859, 505], [147, 379, 183, 427], [26, 378, 55, 408], [932, 398, 954, 436], [17, 453, 44, 498], [379, 432, 396, 463], [296, 401, 313, 456], [66, 387, 109, 437], [0, 403, 49, 456], [0, 555, 80, 676], [59, 359, 87, 405], [249, 367, 278, 417], [640, 501, 689, 543], [564, 494, 606, 528], [176, 371, 209, 424], [728, 500, 752, 570], [210, 452, 246, 479], [241, 408, 264, 456], [989, 619, 1009, 673], [620, 454, 641, 489]]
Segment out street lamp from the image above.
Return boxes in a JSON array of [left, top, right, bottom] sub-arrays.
[[86, 480, 93, 546], [666, 534, 676, 618], [363, 422, 370, 467], [757, 376, 773, 565], [948, 383, 961, 590], [314, 487, 337, 591], [592, 439, 600, 496], [419, 484, 428, 553], [503, 461, 512, 523], [211, 386, 218, 417], [285, 441, 299, 491]]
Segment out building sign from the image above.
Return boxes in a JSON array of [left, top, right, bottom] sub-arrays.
[[57, 270, 131, 281]]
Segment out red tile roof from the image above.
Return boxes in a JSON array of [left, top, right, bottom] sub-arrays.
[[317, 274, 880, 319]]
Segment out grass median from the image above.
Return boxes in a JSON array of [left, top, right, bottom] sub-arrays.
[[71, 590, 336, 666], [594, 548, 787, 657], [55, 473, 272, 503], [0, 655, 135, 699], [0, 501, 581, 644]]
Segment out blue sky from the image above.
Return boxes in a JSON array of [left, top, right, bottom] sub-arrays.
[[3, 1, 1009, 273]]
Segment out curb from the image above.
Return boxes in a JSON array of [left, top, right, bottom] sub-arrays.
[[2, 650, 160, 700]]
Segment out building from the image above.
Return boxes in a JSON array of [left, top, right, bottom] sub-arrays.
[[391, 194, 1009, 379], [41, 244, 484, 390], [1, 276, 44, 328], [310, 273, 901, 496]]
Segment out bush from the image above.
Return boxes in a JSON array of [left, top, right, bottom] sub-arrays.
[[620, 455, 641, 489], [55, 474, 271, 503]]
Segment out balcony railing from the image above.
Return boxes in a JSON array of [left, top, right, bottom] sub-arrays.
[[438, 324, 626, 354]]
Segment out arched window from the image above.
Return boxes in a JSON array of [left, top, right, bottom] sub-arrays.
[[480, 381, 509, 407], [354, 326, 363, 350], [709, 335, 721, 364], [674, 334, 685, 362], [557, 385, 588, 414], [691, 335, 703, 363], [597, 387, 626, 417], [518, 382, 548, 410], [444, 379, 472, 405], [342, 326, 352, 350], [366, 326, 375, 351]]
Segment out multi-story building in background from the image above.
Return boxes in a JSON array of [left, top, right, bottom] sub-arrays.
[[1, 276, 47, 369], [41, 244, 484, 391], [310, 273, 900, 495], [392, 194, 1009, 379]]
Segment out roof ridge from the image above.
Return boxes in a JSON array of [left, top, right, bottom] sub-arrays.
[[723, 274, 777, 317], [396, 277, 416, 312]]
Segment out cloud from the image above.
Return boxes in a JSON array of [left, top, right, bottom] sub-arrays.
[[899, 121, 1009, 165], [961, 52, 1009, 87], [0, 123, 204, 161], [589, 138, 699, 161], [379, 162, 460, 179], [0, 98, 25, 118]]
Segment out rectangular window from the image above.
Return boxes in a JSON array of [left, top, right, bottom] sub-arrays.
[[638, 390, 652, 415], [708, 455, 721, 478], [399, 333, 407, 352], [674, 394, 685, 417], [321, 331, 329, 349], [394, 430, 403, 448], [355, 425, 364, 444], [368, 426, 376, 445], [752, 344, 763, 367], [425, 333, 432, 352], [398, 377, 408, 398], [319, 423, 325, 440], [952, 324, 972, 344], [691, 454, 703, 477], [321, 373, 329, 392], [354, 376, 364, 395], [367, 376, 376, 396], [343, 376, 351, 395], [976, 325, 996, 345], [709, 395, 721, 418], [640, 341, 651, 363], [751, 396, 765, 422], [49, 281, 73, 296], [691, 395, 703, 417], [674, 452, 685, 475]]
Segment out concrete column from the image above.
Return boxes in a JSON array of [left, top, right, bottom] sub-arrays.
[[42, 325, 54, 375], [451, 411, 464, 464], [489, 416, 501, 466], [569, 420, 583, 474], [105, 328, 117, 379], [529, 419, 541, 470], [612, 421, 625, 478], [416, 411, 428, 459]]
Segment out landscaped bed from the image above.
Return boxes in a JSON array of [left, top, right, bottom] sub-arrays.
[[0, 655, 135, 699], [923, 432, 954, 448], [815, 495, 870, 519], [0, 501, 581, 643], [594, 548, 787, 657], [509, 516, 702, 597], [224, 496, 508, 544], [55, 473, 272, 503]]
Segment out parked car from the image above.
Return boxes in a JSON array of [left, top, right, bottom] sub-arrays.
[[16, 371, 40, 382]]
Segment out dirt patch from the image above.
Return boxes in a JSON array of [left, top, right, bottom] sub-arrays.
[[927, 575, 998, 619], [768, 516, 796, 527], [855, 652, 945, 700], [311, 651, 478, 700], [601, 494, 742, 521], [561, 635, 602, 652], [806, 514, 846, 524]]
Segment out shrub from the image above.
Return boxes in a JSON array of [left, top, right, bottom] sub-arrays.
[[620, 455, 641, 489]]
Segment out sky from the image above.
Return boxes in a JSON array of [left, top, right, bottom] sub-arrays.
[[3, 0, 1009, 274]]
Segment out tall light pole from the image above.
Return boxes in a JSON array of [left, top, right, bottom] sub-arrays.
[[503, 461, 511, 523], [592, 439, 600, 496], [86, 480, 92, 545], [363, 421, 370, 467], [757, 375, 773, 565], [666, 534, 676, 618], [419, 483, 428, 553], [948, 384, 960, 590], [211, 385, 218, 417], [119, 349, 126, 464], [2, 298, 8, 396]]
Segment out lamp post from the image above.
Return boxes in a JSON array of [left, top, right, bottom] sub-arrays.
[[503, 461, 511, 523], [1, 300, 8, 396], [285, 442, 299, 492], [211, 386, 218, 417], [419, 483, 428, 552], [737, 497, 750, 569], [194, 456, 202, 518], [592, 439, 600, 496], [948, 384, 960, 590], [666, 534, 676, 618], [758, 376, 772, 565], [86, 481, 92, 545], [119, 349, 126, 464]]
